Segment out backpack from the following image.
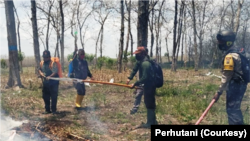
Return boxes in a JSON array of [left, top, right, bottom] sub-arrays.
[[40, 57, 63, 78], [149, 60, 164, 88], [68, 59, 74, 78], [227, 50, 250, 83]]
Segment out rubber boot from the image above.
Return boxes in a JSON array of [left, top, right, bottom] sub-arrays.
[[75, 94, 84, 108], [138, 109, 157, 129]]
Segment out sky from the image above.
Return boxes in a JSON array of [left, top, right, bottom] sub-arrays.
[[0, 0, 175, 60]]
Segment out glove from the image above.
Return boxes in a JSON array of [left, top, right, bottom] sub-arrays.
[[213, 91, 222, 102]]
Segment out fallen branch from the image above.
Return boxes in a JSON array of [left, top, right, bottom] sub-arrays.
[[35, 123, 53, 140], [65, 132, 88, 140]]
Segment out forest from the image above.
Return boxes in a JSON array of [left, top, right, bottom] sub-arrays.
[[1, 0, 250, 140]]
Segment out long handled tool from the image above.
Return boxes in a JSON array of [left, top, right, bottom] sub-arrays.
[[195, 99, 215, 125], [79, 79, 134, 88], [48, 77, 136, 89]]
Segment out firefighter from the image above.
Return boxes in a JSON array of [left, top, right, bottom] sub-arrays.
[[72, 49, 94, 109], [127, 47, 149, 114], [39, 50, 59, 115], [130, 47, 157, 128], [213, 30, 247, 125]]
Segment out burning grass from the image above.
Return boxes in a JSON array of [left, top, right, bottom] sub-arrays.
[[1, 67, 250, 140]]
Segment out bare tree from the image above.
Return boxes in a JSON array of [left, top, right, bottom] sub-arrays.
[[155, 1, 165, 63], [233, 0, 244, 36], [148, 0, 155, 57], [31, 0, 41, 75], [69, 1, 78, 51], [59, 0, 65, 72], [191, 0, 198, 71], [171, 0, 178, 72], [195, 1, 214, 68], [77, 0, 92, 49], [118, 0, 124, 73], [137, 1, 149, 47], [171, 0, 184, 71], [93, 1, 110, 67], [124, 0, 132, 71], [13, 5, 22, 73], [125, 0, 134, 57], [36, 0, 54, 50], [4, 0, 23, 88]]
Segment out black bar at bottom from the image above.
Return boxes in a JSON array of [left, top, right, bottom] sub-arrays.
[[151, 125, 250, 140]]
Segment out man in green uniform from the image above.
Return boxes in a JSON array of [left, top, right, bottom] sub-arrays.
[[130, 47, 157, 128], [127, 47, 149, 114]]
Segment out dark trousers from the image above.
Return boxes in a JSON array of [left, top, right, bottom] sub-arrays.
[[42, 84, 59, 112], [73, 81, 86, 95], [144, 85, 156, 109], [226, 80, 247, 125]]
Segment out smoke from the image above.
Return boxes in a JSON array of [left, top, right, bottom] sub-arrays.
[[0, 114, 29, 141], [85, 101, 108, 134]]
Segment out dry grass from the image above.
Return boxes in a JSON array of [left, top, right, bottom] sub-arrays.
[[1, 67, 250, 140]]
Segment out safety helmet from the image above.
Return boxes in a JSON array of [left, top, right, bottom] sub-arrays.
[[216, 30, 236, 51]]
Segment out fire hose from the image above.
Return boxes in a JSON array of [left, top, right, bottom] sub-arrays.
[[45, 77, 138, 89], [195, 99, 215, 125]]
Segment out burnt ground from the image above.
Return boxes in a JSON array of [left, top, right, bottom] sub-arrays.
[[1, 80, 182, 141]]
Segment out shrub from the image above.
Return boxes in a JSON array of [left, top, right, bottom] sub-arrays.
[[67, 53, 74, 61], [85, 53, 95, 63], [1, 59, 7, 69], [18, 51, 25, 62], [105, 58, 115, 68]]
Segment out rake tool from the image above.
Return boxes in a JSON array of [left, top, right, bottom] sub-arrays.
[[195, 99, 215, 125]]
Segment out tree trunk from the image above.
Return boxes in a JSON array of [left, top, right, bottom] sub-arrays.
[[149, 4, 154, 57], [137, 1, 149, 47], [171, 0, 178, 72], [155, 1, 164, 63], [192, 0, 198, 71], [13, 5, 22, 73], [59, 0, 64, 72], [5, 0, 23, 88], [31, 0, 41, 75], [181, 30, 184, 67], [125, 0, 133, 57], [118, 0, 124, 73], [124, 0, 132, 71], [165, 37, 170, 63], [184, 8, 187, 68], [100, 27, 104, 58], [234, 0, 243, 36]]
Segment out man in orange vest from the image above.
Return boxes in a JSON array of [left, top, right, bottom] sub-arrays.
[[39, 50, 60, 115]]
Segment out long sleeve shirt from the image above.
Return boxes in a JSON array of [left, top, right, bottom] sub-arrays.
[[218, 47, 243, 93], [133, 57, 154, 87]]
